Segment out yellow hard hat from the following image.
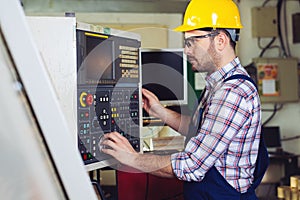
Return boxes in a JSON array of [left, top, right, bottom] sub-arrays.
[[174, 0, 243, 32]]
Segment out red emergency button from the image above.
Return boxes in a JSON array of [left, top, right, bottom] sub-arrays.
[[86, 94, 94, 106], [83, 153, 87, 161]]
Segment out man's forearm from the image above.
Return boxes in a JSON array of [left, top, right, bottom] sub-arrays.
[[130, 153, 175, 178], [161, 108, 191, 136]]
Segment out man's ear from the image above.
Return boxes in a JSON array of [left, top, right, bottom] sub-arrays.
[[215, 32, 228, 51]]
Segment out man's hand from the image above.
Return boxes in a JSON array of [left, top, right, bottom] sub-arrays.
[[100, 132, 138, 167], [142, 88, 191, 135], [142, 88, 165, 120], [100, 131, 175, 178]]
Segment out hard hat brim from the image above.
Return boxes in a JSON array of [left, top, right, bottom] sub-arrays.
[[173, 24, 243, 32], [173, 25, 194, 32]]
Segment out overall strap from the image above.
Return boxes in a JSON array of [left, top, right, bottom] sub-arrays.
[[224, 74, 269, 195], [185, 88, 206, 146], [224, 74, 257, 90]]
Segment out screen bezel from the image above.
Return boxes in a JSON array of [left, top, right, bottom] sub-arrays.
[[141, 48, 188, 106], [85, 34, 115, 82], [77, 30, 116, 85]]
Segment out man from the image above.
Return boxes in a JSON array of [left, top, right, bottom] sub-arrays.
[[101, 0, 268, 199]]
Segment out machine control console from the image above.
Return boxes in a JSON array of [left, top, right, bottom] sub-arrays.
[[78, 86, 140, 164], [76, 29, 141, 165]]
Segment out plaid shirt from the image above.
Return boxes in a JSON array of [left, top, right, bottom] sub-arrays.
[[171, 57, 261, 193]]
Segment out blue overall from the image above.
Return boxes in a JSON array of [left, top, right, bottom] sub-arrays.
[[184, 74, 269, 200]]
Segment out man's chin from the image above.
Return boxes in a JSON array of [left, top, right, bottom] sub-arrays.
[[191, 65, 198, 72]]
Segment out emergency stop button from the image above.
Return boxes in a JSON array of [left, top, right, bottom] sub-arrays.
[[86, 94, 94, 106], [79, 92, 94, 107]]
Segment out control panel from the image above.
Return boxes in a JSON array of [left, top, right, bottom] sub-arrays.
[[76, 29, 141, 165], [78, 86, 140, 164]]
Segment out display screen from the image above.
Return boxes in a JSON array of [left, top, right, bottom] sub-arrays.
[[141, 49, 187, 106], [262, 126, 281, 148], [84, 36, 114, 83], [77, 31, 115, 85]]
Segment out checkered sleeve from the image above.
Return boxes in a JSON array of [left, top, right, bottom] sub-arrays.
[[171, 86, 252, 182]]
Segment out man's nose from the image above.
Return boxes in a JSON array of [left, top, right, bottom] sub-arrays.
[[184, 46, 190, 56]]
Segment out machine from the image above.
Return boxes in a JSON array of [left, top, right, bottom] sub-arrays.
[[27, 17, 142, 171], [1, 0, 98, 199]]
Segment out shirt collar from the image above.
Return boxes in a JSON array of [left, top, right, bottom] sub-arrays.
[[205, 57, 240, 90]]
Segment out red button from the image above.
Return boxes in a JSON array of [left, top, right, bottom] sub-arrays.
[[83, 154, 87, 160], [86, 94, 94, 106]]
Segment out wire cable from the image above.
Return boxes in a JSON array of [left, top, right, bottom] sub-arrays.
[[257, 37, 277, 57], [262, 0, 272, 7], [281, 135, 300, 141], [262, 103, 283, 112], [283, 0, 291, 57], [262, 103, 283, 127], [277, 0, 288, 57]]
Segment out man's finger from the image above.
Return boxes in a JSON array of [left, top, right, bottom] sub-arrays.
[[101, 139, 119, 151], [102, 132, 131, 150], [101, 148, 114, 156], [142, 88, 154, 99], [104, 132, 124, 143]]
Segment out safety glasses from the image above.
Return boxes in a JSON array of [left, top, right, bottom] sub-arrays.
[[184, 32, 219, 48]]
